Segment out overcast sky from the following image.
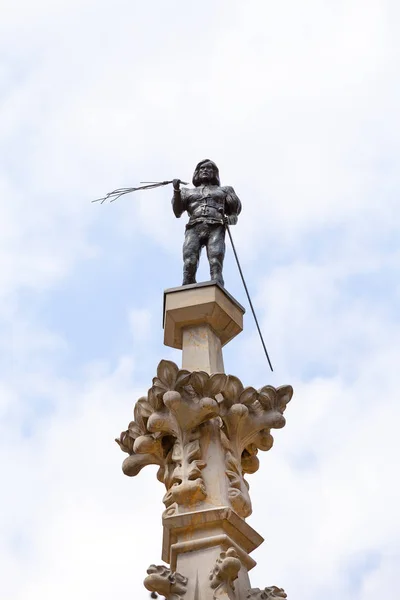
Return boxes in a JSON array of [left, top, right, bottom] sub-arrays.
[[1, 1, 399, 599]]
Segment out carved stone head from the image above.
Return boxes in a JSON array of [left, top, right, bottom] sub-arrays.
[[192, 159, 221, 187]]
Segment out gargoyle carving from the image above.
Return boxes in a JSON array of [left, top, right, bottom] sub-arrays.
[[209, 547, 242, 600], [247, 586, 287, 599], [116, 360, 292, 517], [144, 564, 187, 600]]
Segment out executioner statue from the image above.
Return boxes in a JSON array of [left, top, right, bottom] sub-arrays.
[[93, 157, 273, 370], [172, 159, 241, 287], [94, 157, 292, 599]]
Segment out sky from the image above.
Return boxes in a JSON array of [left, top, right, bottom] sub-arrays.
[[0, 0, 399, 598]]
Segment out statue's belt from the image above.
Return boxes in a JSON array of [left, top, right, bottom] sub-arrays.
[[186, 217, 225, 229], [186, 196, 224, 210], [186, 198, 225, 228]]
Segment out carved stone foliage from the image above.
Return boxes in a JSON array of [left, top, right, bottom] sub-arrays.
[[247, 587, 287, 599], [116, 360, 292, 517], [218, 377, 292, 518], [209, 547, 242, 600], [144, 564, 187, 600], [116, 360, 219, 516]]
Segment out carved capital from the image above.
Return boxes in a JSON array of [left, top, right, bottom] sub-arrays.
[[144, 564, 188, 600], [116, 360, 292, 518], [209, 547, 242, 600], [247, 587, 287, 599]]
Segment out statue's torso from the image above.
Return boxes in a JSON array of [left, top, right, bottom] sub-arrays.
[[184, 185, 227, 225]]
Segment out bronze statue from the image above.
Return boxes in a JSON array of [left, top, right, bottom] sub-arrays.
[[172, 159, 241, 287], [93, 159, 273, 369]]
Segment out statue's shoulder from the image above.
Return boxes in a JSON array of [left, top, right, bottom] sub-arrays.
[[180, 185, 192, 197], [221, 185, 235, 194]]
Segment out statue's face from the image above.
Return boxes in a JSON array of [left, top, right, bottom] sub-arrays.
[[198, 162, 215, 183]]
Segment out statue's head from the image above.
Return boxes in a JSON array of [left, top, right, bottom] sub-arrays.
[[192, 159, 220, 187]]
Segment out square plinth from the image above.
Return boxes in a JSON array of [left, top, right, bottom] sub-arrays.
[[162, 506, 264, 570], [163, 282, 245, 350]]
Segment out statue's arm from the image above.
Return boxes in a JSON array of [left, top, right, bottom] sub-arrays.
[[172, 183, 187, 218], [223, 186, 242, 225]]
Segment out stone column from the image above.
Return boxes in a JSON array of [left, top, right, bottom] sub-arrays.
[[163, 282, 244, 374], [116, 283, 292, 600]]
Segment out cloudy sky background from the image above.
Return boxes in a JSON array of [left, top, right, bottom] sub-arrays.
[[1, 1, 399, 598]]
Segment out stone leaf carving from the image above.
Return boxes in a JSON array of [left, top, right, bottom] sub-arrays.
[[116, 360, 220, 515], [209, 547, 242, 600], [247, 587, 287, 599], [144, 564, 188, 600], [217, 378, 292, 473], [217, 378, 292, 518], [116, 359, 292, 518], [220, 430, 252, 519]]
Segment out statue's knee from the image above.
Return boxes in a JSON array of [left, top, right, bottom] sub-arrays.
[[184, 256, 197, 269], [209, 256, 222, 268]]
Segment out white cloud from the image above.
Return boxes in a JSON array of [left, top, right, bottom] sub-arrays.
[[0, 1, 399, 599], [128, 308, 152, 342]]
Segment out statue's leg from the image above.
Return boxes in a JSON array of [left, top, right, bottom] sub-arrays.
[[182, 226, 201, 285], [206, 225, 225, 287]]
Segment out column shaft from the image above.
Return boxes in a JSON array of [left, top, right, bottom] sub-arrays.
[[182, 324, 224, 374]]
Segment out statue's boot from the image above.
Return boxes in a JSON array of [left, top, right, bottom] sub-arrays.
[[210, 267, 224, 288], [182, 264, 197, 286]]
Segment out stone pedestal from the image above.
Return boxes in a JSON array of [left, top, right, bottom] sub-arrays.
[[116, 282, 292, 600], [163, 282, 245, 374], [162, 507, 263, 600]]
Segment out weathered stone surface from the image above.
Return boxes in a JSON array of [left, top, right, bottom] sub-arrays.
[[247, 587, 287, 599], [163, 282, 245, 356], [161, 506, 263, 569], [144, 564, 188, 600], [209, 547, 242, 600], [182, 323, 224, 373], [116, 359, 292, 521]]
